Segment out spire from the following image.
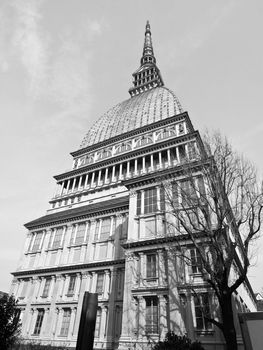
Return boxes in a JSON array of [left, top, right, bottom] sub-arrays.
[[129, 21, 164, 97], [141, 20, 155, 65]]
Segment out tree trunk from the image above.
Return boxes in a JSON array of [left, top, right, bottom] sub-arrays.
[[220, 293, 238, 350]]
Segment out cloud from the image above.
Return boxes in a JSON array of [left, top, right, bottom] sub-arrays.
[[12, 0, 49, 98]]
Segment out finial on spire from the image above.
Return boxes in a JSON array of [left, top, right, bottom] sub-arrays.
[[128, 21, 164, 97]]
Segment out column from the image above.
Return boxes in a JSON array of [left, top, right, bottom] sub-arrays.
[[158, 249, 166, 286], [100, 306, 108, 339], [60, 181, 65, 196], [142, 156, 146, 173], [139, 253, 144, 287], [185, 143, 189, 160], [84, 221, 89, 243], [48, 276, 56, 300], [55, 307, 63, 337], [159, 151, 163, 169], [156, 186, 161, 211], [105, 167, 109, 184], [66, 179, 70, 194], [138, 296, 146, 338], [126, 161, 130, 178], [68, 307, 77, 336], [27, 308, 36, 335], [141, 190, 145, 215], [134, 158, 138, 175], [73, 273, 82, 300], [37, 277, 45, 300], [119, 163, 123, 180], [42, 307, 50, 337], [72, 177, 77, 192], [150, 154, 154, 171], [57, 275, 65, 300], [98, 170, 102, 185], [103, 270, 111, 299], [176, 146, 180, 163], [78, 175, 83, 191], [51, 308, 59, 337], [84, 174, 89, 188], [158, 295, 168, 338], [91, 272, 97, 293], [91, 172, 95, 187], [167, 149, 171, 166], [112, 165, 116, 182]]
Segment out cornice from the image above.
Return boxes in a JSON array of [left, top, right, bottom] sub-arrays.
[[12, 259, 125, 277], [70, 111, 191, 158], [25, 196, 129, 230], [54, 130, 199, 182]]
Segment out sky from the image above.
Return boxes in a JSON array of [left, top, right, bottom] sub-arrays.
[[1, 0, 263, 293]]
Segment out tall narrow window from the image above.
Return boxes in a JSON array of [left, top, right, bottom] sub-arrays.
[[181, 180, 197, 206], [144, 188, 157, 214], [74, 223, 86, 245], [20, 280, 29, 299], [52, 228, 63, 249], [190, 249, 202, 274], [194, 293, 212, 330], [146, 254, 157, 279], [33, 309, 44, 335], [137, 191, 142, 215], [67, 275, 76, 295], [31, 232, 43, 252], [42, 278, 51, 297], [96, 273, 104, 295], [100, 218, 111, 240], [60, 309, 71, 336], [145, 297, 158, 333], [94, 221, 100, 241]]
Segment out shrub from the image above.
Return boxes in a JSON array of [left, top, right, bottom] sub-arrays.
[[153, 331, 205, 350]]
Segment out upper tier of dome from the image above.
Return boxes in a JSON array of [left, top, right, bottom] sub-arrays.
[[80, 86, 183, 149]]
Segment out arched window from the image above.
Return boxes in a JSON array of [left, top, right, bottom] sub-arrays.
[[135, 135, 153, 148], [97, 148, 112, 160], [115, 142, 132, 154], [156, 127, 176, 141], [85, 155, 94, 165]]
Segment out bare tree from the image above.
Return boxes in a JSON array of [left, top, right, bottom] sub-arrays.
[[163, 131, 263, 350]]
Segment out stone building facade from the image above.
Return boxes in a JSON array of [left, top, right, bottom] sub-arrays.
[[10, 22, 256, 349]]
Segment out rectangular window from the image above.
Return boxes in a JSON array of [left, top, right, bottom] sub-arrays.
[[190, 249, 202, 274], [33, 309, 44, 335], [121, 216, 128, 239], [99, 243, 108, 259], [194, 293, 212, 330], [94, 308, 101, 338], [73, 248, 81, 262], [31, 232, 43, 251], [42, 278, 51, 297], [144, 188, 157, 214], [137, 191, 141, 215], [52, 228, 63, 249], [60, 309, 71, 336], [96, 273, 104, 294], [181, 179, 197, 206], [74, 223, 86, 245], [67, 276, 76, 295], [146, 254, 157, 279], [100, 218, 111, 240], [20, 280, 29, 298], [145, 297, 158, 334]]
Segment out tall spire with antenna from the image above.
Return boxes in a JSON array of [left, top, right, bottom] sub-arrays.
[[129, 21, 164, 97]]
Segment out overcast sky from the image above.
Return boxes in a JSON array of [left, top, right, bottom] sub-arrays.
[[1, 0, 263, 293]]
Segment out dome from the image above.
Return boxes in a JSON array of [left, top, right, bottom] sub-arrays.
[[80, 87, 183, 149]]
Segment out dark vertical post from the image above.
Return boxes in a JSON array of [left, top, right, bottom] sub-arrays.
[[76, 292, 98, 350]]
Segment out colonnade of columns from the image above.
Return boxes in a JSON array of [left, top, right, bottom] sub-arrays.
[[53, 143, 194, 202]]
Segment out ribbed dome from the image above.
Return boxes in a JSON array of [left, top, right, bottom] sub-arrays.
[[80, 87, 183, 149]]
